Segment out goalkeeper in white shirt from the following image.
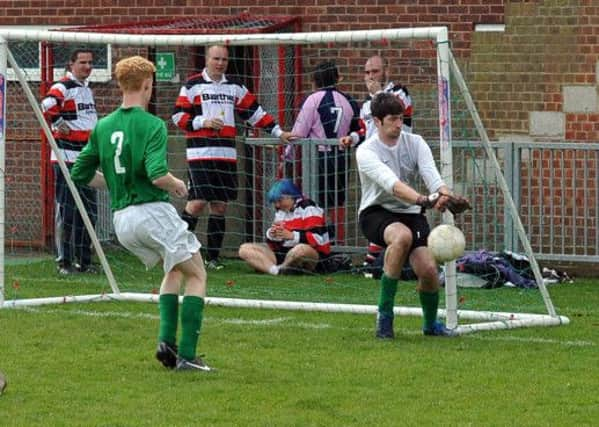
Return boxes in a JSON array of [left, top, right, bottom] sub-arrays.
[[356, 92, 463, 339]]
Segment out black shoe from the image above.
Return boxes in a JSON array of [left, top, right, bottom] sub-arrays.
[[155, 342, 178, 369], [57, 264, 77, 276], [375, 312, 395, 339], [76, 263, 101, 274], [175, 356, 214, 372], [278, 266, 304, 275], [205, 260, 224, 270]]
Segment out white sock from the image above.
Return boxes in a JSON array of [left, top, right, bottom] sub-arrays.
[[268, 265, 280, 275]]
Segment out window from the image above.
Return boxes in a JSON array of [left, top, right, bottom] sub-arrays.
[[0, 26, 112, 82], [474, 24, 505, 32]]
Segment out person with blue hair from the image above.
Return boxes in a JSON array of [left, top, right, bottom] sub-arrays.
[[239, 179, 331, 275], [265, 178, 303, 204]]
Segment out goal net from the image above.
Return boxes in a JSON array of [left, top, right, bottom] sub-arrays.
[[0, 26, 569, 333]]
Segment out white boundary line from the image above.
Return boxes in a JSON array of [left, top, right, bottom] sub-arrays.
[[12, 306, 592, 348]]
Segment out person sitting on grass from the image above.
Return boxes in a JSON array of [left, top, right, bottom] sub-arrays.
[[238, 179, 331, 275]]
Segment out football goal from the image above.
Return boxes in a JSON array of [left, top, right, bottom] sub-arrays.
[[0, 25, 569, 333]]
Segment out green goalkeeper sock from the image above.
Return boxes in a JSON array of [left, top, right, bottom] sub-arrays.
[[378, 273, 398, 317], [178, 296, 205, 361], [158, 294, 179, 345], [419, 291, 439, 330]]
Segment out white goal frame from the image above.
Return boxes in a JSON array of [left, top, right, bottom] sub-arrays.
[[0, 27, 569, 333]]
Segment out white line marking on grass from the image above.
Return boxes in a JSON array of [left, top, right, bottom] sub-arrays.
[[293, 322, 333, 329], [397, 329, 595, 347], [22, 307, 337, 330], [463, 334, 595, 347], [222, 317, 292, 325], [22, 307, 160, 320], [19, 307, 594, 347]]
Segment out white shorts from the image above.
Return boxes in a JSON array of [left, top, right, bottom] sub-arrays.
[[113, 201, 201, 273]]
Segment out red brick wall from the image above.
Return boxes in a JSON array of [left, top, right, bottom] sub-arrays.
[[468, 0, 599, 140], [2, 0, 597, 141], [0, 0, 506, 33]]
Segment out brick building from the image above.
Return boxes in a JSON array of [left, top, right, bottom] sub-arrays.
[[2, 0, 597, 140]]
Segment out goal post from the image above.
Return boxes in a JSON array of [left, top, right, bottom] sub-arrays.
[[4, 44, 120, 298], [0, 35, 6, 306], [446, 49, 557, 319], [0, 26, 569, 332]]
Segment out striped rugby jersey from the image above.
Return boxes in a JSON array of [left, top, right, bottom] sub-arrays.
[[172, 69, 282, 163], [360, 81, 413, 140], [41, 72, 97, 163], [266, 198, 331, 256]]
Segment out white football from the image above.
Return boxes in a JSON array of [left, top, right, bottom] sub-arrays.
[[427, 224, 466, 263], [0, 370, 6, 395]]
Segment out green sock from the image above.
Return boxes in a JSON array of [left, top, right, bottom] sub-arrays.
[[158, 294, 179, 345], [178, 296, 205, 361], [419, 291, 439, 330], [378, 273, 398, 317]]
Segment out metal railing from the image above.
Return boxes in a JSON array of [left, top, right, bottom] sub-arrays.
[[94, 138, 598, 263]]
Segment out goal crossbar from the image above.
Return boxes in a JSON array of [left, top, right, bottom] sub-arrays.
[[0, 27, 448, 47]]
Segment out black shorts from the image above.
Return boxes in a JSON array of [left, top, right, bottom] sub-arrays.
[[187, 160, 238, 202], [317, 148, 348, 207], [359, 205, 430, 251], [274, 247, 290, 265]]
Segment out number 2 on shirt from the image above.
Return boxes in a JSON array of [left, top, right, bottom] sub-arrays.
[[111, 131, 126, 174]]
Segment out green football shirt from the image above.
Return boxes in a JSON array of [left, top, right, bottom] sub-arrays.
[[71, 106, 170, 211]]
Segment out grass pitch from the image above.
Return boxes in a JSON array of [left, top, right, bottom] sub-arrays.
[[1, 255, 597, 426]]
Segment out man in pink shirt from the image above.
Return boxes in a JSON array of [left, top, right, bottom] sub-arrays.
[[291, 61, 363, 244]]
